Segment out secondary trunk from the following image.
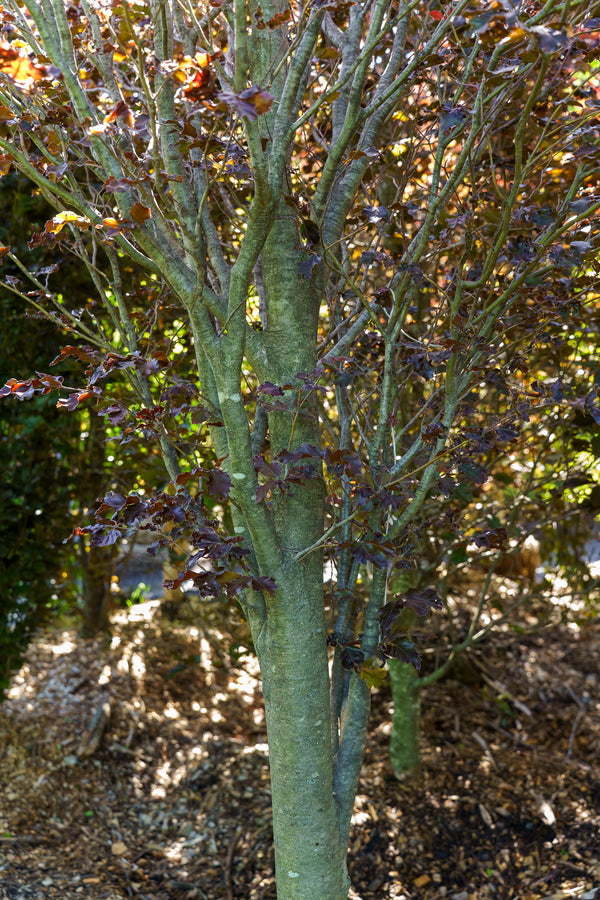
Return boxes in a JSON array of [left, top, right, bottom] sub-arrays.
[[389, 658, 422, 778]]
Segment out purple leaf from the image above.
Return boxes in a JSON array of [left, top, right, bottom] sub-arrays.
[[217, 86, 274, 121], [252, 575, 278, 594], [102, 491, 127, 510], [458, 460, 489, 485], [362, 205, 389, 225], [360, 249, 393, 267], [83, 525, 121, 547], [297, 254, 322, 279], [257, 381, 286, 396], [379, 600, 405, 639], [473, 528, 508, 551], [98, 403, 129, 425], [207, 468, 232, 499], [402, 588, 442, 617], [340, 646, 365, 672], [276, 443, 325, 465], [383, 638, 421, 670]]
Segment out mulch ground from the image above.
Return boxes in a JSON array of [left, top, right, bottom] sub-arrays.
[[0, 596, 598, 900]]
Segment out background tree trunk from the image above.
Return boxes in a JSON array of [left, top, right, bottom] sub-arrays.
[[77, 415, 114, 636]]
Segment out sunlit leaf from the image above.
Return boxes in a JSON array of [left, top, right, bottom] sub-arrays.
[[360, 663, 388, 689], [129, 202, 152, 224], [217, 86, 274, 121], [56, 389, 98, 411], [45, 211, 90, 235], [0, 40, 46, 83], [362, 205, 389, 225], [255, 5, 292, 29], [0, 153, 13, 177], [50, 345, 101, 366], [104, 99, 134, 127]]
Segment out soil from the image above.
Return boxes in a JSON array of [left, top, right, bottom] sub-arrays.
[[0, 595, 598, 900]]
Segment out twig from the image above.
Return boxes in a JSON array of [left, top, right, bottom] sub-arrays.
[[167, 880, 208, 898], [566, 683, 586, 711], [124, 722, 135, 747], [486, 722, 529, 747], [117, 856, 134, 898], [472, 658, 533, 718], [0, 835, 43, 842], [233, 823, 271, 876], [527, 866, 559, 889], [108, 742, 138, 757], [472, 730, 497, 769], [225, 826, 243, 900], [558, 860, 595, 875], [565, 684, 587, 760], [77, 700, 112, 759], [566, 709, 585, 760]]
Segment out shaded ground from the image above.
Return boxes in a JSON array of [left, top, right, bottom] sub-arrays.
[[0, 597, 598, 900]]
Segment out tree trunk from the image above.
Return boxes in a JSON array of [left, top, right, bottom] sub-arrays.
[[248, 429, 349, 897], [79, 543, 113, 637], [253, 581, 349, 900], [241, 217, 350, 897], [78, 414, 113, 636], [388, 659, 422, 779]]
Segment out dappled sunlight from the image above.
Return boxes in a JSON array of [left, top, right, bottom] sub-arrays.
[[150, 759, 189, 796], [228, 665, 260, 699], [98, 664, 111, 685], [6, 665, 34, 702], [242, 742, 269, 756], [1, 598, 598, 899], [49, 634, 77, 656], [129, 651, 145, 679], [3, 632, 107, 716], [351, 809, 371, 826], [112, 599, 161, 625], [164, 841, 184, 862], [351, 794, 380, 828]]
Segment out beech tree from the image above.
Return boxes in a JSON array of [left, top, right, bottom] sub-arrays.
[[1, 1, 599, 897]]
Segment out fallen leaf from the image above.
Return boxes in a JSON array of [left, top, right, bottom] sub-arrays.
[[479, 803, 493, 827]]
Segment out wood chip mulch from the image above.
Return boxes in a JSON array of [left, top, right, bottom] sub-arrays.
[[0, 599, 598, 900]]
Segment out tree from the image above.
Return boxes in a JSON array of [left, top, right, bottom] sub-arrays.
[[0, 173, 94, 691], [1, 2, 599, 897], [0, 288, 76, 693], [0, 174, 154, 660]]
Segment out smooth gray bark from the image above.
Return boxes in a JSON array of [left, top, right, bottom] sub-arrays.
[[388, 659, 422, 779], [253, 580, 349, 899]]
